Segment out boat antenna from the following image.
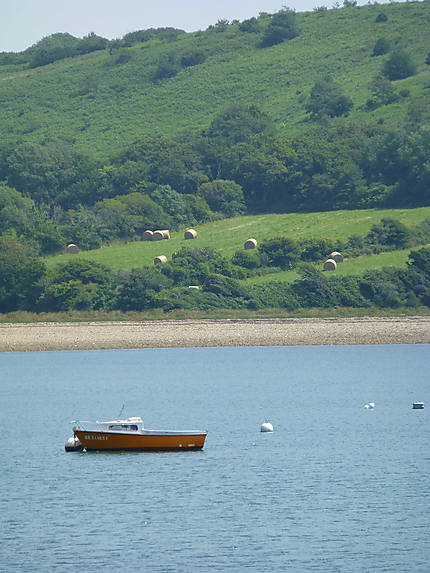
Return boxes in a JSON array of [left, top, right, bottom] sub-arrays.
[[118, 404, 125, 418]]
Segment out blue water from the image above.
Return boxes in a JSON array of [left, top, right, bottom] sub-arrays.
[[0, 345, 429, 572]]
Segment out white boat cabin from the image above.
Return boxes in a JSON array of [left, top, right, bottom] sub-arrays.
[[97, 417, 144, 432]]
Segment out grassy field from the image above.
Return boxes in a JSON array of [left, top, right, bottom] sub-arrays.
[[244, 247, 423, 285], [46, 206, 430, 274], [0, 2, 429, 157]]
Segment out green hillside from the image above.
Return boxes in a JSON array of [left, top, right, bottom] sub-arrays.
[[1, 3, 430, 318], [1, 2, 429, 157]]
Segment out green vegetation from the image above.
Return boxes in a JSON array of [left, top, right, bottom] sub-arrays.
[[1, 2, 430, 319], [45, 207, 430, 270], [0, 3, 429, 154]]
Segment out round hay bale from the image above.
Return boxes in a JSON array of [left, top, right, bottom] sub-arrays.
[[143, 230, 154, 241], [244, 238, 258, 250], [323, 258, 337, 271], [184, 229, 197, 240], [153, 229, 170, 241], [329, 251, 344, 263], [66, 243, 80, 254], [154, 255, 168, 265]]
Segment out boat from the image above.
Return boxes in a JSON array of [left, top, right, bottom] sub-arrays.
[[66, 416, 207, 452]]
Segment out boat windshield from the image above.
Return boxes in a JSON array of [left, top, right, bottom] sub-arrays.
[[108, 424, 138, 431]]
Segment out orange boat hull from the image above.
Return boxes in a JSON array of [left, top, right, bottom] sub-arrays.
[[75, 430, 206, 451]]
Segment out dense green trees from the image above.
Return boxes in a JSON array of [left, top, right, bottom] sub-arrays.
[[0, 235, 46, 312], [0, 237, 429, 314], [0, 98, 429, 256]]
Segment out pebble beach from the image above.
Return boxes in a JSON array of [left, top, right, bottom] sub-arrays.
[[1, 317, 429, 352]]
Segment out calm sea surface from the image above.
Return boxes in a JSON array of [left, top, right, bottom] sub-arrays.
[[0, 345, 429, 572]]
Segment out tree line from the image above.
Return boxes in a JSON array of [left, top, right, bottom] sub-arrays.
[[0, 101, 429, 256]]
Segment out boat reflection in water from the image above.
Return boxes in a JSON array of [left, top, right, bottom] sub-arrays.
[[66, 417, 207, 452]]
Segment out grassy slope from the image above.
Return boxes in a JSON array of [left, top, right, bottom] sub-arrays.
[[46, 206, 430, 276], [0, 3, 429, 157]]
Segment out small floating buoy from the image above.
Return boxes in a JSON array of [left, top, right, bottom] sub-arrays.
[[261, 421, 274, 433], [412, 402, 424, 409], [65, 436, 83, 452]]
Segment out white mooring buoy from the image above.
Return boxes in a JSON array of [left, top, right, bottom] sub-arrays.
[[260, 421, 274, 433], [65, 436, 83, 452]]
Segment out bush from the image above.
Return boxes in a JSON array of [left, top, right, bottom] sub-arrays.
[[249, 281, 300, 310], [0, 235, 46, 312], [180, 49, 206, 68], [259, 237, 300, 269], [360, 268, 408, 307], [239, 17, 261, 33], [27, 33, 80, 68], [115, 268, 172, 311], [365, 218, 411, 249], [203, 273, 249, 299], [153, 53, 181, 80], [292, 264, 335, 308], [261, 9, 299, 47], [365, 74, 399, 110], [305, 77, 353, 118], [198, 180, 246, 217], [372, 38, 390, 57], [300, 238, 338, 262], [375, 13, 388, 23], [382, 50, 416, 81], [231, 249, 261, 270], [77, 33, 108, 55]]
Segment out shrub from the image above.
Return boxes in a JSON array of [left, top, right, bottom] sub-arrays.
[[27, 33, 80, 67], [198, 180, 246, 217], [382, 50, 416, 81], [115, 268, 172, 311], [372, 38, 390, 57], [203, 273, 249, 299], [153, 53, 180, 80], [261, 9, 299, 47], [365, 74, 399, 110], [365, 218, 411, 249], [249, 281, 300, 310], [77, 32, 108, 55], [375, 13, 388, 23], [360, 268, 407, 307], [305, 77, 353, 118], [292, 264, 335, 308], [180, 49, 206, 68], [259, 237, 300, 269], [239, 17, 261, 33], [300, 238, 338, 262], [0, 235, 46, 312], [231, 249, 261, 269]]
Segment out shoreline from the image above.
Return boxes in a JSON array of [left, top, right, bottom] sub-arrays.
[[1, 317, 429, 352]]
